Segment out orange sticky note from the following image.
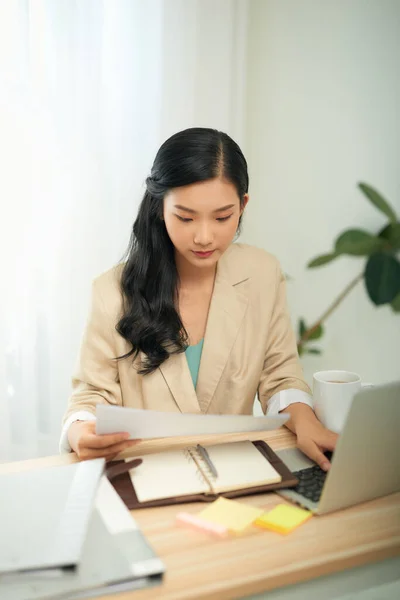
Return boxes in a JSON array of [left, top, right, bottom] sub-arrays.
[[254, 504, 312, 534]]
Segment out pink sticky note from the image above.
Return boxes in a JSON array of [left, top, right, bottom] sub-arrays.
[[176, 512, 229, 538]]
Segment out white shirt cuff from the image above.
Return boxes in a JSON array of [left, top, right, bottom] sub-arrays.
[[59, 411, 97, 454], [266, 388, 314, 416]]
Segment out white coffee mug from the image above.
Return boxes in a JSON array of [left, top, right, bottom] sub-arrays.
[[313, 370, 373, 434]]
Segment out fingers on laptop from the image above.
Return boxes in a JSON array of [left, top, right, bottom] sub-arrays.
[[322, 429, 339, 451], [298, 438, 332, 471]]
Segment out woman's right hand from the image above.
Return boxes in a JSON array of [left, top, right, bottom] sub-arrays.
[[68, 420, 141, 461]]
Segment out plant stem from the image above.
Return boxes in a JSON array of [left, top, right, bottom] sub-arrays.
[[300, 271, 364, 343]]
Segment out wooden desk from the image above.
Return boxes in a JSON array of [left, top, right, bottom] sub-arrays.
[[1, 429, 399, 600]]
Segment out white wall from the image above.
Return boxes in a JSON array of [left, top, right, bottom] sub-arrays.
[[0, 0, 250, 459], [243, 0, 400, 388]]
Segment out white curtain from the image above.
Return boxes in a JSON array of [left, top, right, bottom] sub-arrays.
[[0, 0, 248, 460]]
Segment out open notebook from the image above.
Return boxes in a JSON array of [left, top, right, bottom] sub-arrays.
[[129, 441, 282, 503]]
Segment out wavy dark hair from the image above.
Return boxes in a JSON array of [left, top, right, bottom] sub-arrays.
[[116, 127, 249, 374]]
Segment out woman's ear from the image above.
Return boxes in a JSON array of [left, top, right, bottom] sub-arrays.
[[241, 193, 249, 215]]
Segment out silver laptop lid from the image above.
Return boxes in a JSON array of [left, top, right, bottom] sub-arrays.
[[0, 459, 104, 575], [318, 381, 400, 515]]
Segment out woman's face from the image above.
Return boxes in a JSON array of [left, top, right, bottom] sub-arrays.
[[163, 178, 248, 271]]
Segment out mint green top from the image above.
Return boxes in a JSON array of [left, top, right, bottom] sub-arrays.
[[185, 339, 204, 389]]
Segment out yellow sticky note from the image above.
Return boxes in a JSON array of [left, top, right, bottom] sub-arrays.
[[198, 497, 263, 533], [255, 504, 312, 534]]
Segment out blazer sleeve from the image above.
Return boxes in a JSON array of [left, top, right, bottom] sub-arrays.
[[257, 262, 311, 413], [62, 278, 123, 425]]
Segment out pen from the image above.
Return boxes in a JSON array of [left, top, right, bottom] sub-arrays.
[[196, 444, 218, 478]]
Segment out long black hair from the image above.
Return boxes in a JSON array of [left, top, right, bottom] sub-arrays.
[[116, 127, 249, 374]]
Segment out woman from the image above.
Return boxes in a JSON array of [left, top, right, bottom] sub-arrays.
[[61, 127, 337, 468]]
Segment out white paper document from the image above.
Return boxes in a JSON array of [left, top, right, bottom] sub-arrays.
[[96, 405, 288, 439]]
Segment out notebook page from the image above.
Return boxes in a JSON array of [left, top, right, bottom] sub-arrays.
[[203, 441, 281, 493], [128, 450, 209, 503]]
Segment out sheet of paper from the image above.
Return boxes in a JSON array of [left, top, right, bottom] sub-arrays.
[[198, 497, 263, 533], [96, 405, 288, 439]]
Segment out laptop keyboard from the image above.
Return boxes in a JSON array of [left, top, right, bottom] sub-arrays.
[[292, 452, 333, 504]]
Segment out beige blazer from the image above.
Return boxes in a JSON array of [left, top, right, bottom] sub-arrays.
[[63, 243, 310, 424]]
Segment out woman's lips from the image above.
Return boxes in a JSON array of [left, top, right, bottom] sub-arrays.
[[192, 250, 215, 258]]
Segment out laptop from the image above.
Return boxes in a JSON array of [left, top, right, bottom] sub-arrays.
[[0, 477, 165, 600], [0, 459, 104, 576], [276, 381, 400, 514]]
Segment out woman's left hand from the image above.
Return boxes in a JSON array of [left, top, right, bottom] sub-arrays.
[[281, 403, 338, 471]]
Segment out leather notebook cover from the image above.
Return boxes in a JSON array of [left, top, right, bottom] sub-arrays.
[[105, 441, 298, 510]]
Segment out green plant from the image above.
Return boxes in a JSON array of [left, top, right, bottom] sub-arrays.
[[297, 182, 400, 356]]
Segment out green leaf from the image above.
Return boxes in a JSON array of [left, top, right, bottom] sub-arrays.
[[297, 344, 304, 357], [307, 324, 324, 340], [335, 229, 384, 256], [358, 183, 397, 224], [378, 223, 400, 251], [299, 318, 306, 337], [391, 292, 400, 312], [308, 253, 338, 268], [365, 253, 400, 305], [306, 348, 322, 355]]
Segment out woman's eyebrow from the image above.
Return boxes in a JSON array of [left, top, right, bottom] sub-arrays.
[[174, 203, 235, 214]]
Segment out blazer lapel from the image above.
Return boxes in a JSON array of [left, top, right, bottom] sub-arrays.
[[158, 351, 202, 414], [196, 267, 249, 413], [154, 244, 249, 415]]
